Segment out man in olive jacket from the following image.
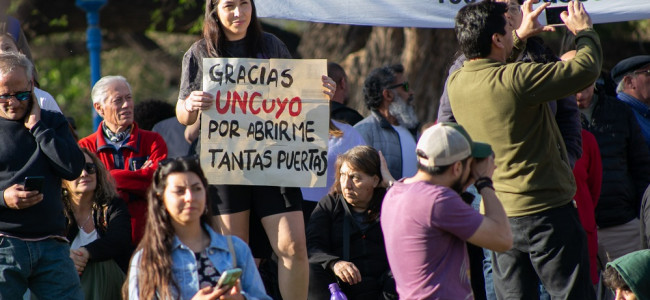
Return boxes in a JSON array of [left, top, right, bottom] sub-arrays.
[[448, 1, 601, 298]]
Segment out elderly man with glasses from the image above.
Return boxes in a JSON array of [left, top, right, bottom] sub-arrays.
[[612, 55, 650, 149], [0, 52, 85, 299], [354, 64, 419, 180]]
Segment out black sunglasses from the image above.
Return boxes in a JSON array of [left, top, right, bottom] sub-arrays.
[[0, 91, 31, 103], [84, 163, 97, 175], [386, 81, 409, 93]]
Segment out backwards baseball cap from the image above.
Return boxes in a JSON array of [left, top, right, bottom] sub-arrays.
[[611, 55, 650, 84], [416, 122, 492, 168]]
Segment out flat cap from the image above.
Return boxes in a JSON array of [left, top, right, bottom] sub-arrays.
[[611, 55, 650, 84]]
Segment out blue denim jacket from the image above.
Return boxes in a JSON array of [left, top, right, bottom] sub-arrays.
[[128, 225, 270, 300]]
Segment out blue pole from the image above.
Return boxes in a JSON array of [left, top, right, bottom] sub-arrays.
[[76, 0, 107, 130]]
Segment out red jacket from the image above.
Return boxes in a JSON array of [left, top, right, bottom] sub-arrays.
[[79, 122, 167, 244], [572, 129, 602, 284]]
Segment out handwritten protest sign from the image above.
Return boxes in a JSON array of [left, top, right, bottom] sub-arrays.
[[200, 58, 329, 187]]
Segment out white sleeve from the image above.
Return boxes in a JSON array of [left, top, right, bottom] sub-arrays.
[[34, 87, 63, 114]]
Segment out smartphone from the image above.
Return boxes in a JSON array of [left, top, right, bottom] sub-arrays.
[[545, 6, 567, 26], [24, 176, 44, 193], [216, 268, 242, 290]]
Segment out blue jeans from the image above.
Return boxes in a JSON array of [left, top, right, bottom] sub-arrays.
[[0, 236, 83, 300]]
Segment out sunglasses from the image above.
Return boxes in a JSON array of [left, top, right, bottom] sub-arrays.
[[84, 163, 97, 175], [0, 91, 31, 103], [386, 81, 409, 93]]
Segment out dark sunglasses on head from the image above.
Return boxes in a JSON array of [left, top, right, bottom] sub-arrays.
[[84, 163, 97, 175], [386, 81, 409, 93], [0, 91, 31, 102]]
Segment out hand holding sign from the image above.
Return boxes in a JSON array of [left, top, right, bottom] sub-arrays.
[[200, 58, 329, 188], [184, 91, 215, 112]]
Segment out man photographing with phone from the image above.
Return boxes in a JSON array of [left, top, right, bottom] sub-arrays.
[[448, 0, 600, 298], [0, 52, 85, 298]]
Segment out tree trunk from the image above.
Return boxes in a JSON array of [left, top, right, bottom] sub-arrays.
[[298, 23, 458, 124]]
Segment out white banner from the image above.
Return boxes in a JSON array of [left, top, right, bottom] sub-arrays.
[[200, 58, 329, 187], [257, 0, 650, 29]]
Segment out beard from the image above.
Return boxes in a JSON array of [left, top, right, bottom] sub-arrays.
[[388, 93, 418, 129], [451, 176, 465, 195]]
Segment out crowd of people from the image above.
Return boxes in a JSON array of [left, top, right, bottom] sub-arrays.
[[1, 0, 650, 299]]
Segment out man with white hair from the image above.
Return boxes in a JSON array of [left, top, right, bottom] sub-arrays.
[[0, 52, 85, 298], [78, 75, 167, 244], [354, 64, 419, 179], [611, 55, 650, 149]]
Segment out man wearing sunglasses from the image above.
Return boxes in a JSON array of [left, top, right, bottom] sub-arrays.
[[354, 64, 419, 180], [0, 52, 86, 298], [612, 56, 650, 150]]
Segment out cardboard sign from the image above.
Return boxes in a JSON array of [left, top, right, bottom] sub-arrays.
[[200, 58, 329, 187]]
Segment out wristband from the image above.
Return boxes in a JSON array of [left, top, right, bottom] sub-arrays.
[[474, 177, 494, 192]]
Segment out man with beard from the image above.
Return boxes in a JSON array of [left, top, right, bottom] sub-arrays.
[[381, 122, 511, 299], [448, 1, 599, 298], [354, 64, 419, 179]]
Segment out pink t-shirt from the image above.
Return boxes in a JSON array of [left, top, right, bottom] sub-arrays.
[[381, 180, 484, 300]]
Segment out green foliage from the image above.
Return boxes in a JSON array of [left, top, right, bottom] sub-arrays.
[[37, 54, 94, 137], [48, 15, 69, 28], [149, 0, 203, 33]]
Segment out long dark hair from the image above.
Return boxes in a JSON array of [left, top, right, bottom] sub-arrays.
[[62, 148, 119, 230], [331, 146, 386, 222], [203, 0, 264, 58], [125, 156, 213, 299]]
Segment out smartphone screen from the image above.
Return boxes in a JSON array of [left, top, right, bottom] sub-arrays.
[[545, 6, 567, 26], [24, 176, 44, 193]]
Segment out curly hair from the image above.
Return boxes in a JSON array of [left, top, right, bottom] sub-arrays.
[[62, 148, 119, 230], [125, 156, 213, 300], [203, 0, 264, 58], [331, 146, 386, 222], [362, 65, 397, 110]]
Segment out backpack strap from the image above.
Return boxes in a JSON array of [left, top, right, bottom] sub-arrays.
[[227, 235, 237, 268]]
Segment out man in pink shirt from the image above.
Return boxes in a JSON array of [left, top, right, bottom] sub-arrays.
[[381, 123, 512, 299]]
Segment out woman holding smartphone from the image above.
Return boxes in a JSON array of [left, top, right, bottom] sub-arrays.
[[125, 157, 269, 300], [175, 1, 336, 298]]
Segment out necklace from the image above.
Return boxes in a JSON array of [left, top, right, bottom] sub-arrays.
[[77, 213, 92, 230]]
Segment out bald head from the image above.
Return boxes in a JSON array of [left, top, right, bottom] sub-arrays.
[[562, 50, 595, 109]]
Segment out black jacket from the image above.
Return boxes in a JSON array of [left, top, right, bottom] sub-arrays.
[[330, 101, 364, 126], [307, 193, 390, 278], [583, 92, 650, 228], [64, 197, 133, 272]]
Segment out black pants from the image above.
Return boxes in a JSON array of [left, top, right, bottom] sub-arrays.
[[492, 203, 595, 300], [308, 263, 397, 300]]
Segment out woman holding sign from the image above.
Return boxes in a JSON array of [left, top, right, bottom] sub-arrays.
[[176, 0, 336, 299]]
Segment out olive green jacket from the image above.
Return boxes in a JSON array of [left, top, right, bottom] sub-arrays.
[[448, 29, 602, 216]]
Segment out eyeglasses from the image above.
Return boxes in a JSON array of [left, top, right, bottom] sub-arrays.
[[0, 91, 31, 103], [633, 69, 650, 76], [84, 163, 97, 175], [386, 81, 409, 92]]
